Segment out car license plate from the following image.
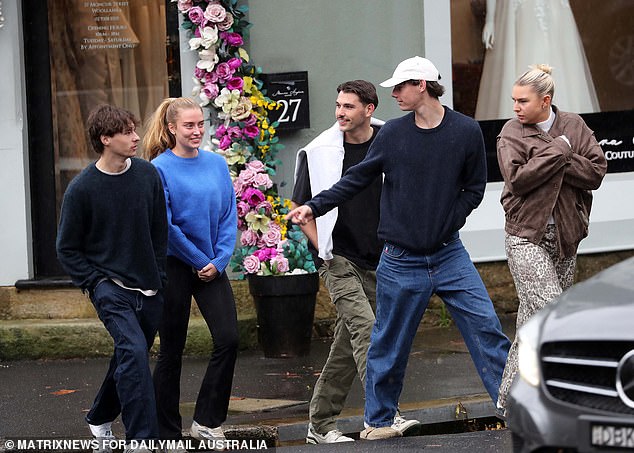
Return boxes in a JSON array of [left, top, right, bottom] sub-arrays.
[[592, 423, 634, 449]]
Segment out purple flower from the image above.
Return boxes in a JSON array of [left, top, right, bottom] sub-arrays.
[[242, 187, 265, 206], [188, 6, 205, 25], [215, 124, 227, 138], [253, 247, 277, 262], [243, 254, 261, 274], [205, 71, 219, 84], [202, 83, 219, 101], [217, 135, 232, 150], [227, 77, 244, 92], [226, 125, 242, 139], [194, 67, 206, 80], [256, 200, 273, 216], [221, 32, 244, 47], [244, 114, 257, 126], [215, 62, 233, 82], [236, 201, 250, 217], [227, 57, 243, 70], [243, 124, 259, 139]]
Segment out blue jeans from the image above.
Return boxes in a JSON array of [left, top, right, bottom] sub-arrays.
[[364, 235, 511, 427], [87, 280, 163, 440]]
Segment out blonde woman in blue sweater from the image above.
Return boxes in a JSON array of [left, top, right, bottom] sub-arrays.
[[143, 97, 238, 447]]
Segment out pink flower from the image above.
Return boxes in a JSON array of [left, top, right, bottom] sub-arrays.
[[194, 67, 206, 80], [218, 135, 232, 150], [243, 254, 261, 274], [253, 172, 273, 189], [236, 201, 250, 217], [215, 124, 227, 138], [177, 0, 193, 12], [227, 77, 244, 92], [240, 229, 258, 246], [204, 3, 227, 23], [202, 83, 219, 101], [221, 32, 244, 47], [227, 57, 243, 70], [244, 114, 257, 126], [233, 178, 245, 197], [226, 126, 242, 138], [188, 7, 206, 25], [246, 160, 265, 173], [215, 62, 233, 82], [238, 168, 257, 186], [237, 217, 246, 231], [242, 187, 265, 206], [261, 228, 282, 247], [253, 247, 277, 262], [205, 71, 219, 84], [217, 12, 234, 31], [243, 124, 259, 139], [271, 256, 290, 274]]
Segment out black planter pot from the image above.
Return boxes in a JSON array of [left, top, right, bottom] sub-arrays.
[[247, 272, 320, 358]]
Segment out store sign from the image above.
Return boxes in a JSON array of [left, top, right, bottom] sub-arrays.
[[262, 72, 310, 130]]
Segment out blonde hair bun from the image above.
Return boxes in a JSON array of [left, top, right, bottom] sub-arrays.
[[531, 63, 553, 75]]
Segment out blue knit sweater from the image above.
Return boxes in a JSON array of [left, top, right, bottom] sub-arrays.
[[152, 149, 237, 273], [307, 108, 487, 253]]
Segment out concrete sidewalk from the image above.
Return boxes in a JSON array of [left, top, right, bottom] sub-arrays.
[[0, 315, 515, 447]]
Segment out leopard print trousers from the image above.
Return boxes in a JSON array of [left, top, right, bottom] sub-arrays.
[[497, 225, 576, 411]]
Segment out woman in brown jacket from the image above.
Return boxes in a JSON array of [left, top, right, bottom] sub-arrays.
[[496, 64, 607, 413]]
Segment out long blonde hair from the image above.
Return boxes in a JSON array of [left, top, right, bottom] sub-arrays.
[[142, 97, 203, 161], [514, 64, 555, 100]]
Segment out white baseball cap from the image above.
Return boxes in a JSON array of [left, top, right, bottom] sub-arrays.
[[380, 56, 441, 87]]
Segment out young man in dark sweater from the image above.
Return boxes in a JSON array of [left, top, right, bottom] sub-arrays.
[[287, 57, 511, 440], [292, 80, 419, 444], [56, 104, 167, 452]]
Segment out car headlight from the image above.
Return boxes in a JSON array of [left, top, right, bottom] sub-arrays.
[[517, 310, 546, 387]]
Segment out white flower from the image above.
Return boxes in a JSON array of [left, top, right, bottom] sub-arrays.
[[196, 49, 219, 72], [189, 27, 218, 50]]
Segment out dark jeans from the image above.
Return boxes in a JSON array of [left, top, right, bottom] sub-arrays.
[[365, 237, 511, 427], [86, 280, 163, 440], [153, 257, 238, 439]]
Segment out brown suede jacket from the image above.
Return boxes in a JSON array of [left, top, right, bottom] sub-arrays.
[[497, 106, 607, 257]]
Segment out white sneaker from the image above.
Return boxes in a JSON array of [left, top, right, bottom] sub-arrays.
[[391, 415, 422, 436], [190, 420, 228, 450], [88, 422, 115, 453], [306, 423, 354, 444]]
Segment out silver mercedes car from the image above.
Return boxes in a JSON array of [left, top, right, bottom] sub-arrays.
[[508, 256, 634, 452]]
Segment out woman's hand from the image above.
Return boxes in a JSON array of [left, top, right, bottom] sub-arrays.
[[198, 262, 218, 282]]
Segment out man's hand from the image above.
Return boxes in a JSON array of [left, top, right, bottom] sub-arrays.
[[198, 262, 218, 282], [286, 205, 314, 226]]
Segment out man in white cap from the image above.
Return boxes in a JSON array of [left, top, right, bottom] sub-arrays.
[[287, 56, 511, 440]]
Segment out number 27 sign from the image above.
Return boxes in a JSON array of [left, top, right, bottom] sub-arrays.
[[261, 72, 310, 130]]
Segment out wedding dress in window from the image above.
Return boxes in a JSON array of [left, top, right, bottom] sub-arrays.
[[475, 0, 600, 120]]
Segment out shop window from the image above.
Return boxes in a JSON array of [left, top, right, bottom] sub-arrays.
[[23, 0, 180, 279]]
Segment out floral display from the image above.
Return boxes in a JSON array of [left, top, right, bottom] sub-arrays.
[[175, 0, 316, 276]]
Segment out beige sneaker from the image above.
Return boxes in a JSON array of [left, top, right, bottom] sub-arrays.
[[359, 426, 402, 440]]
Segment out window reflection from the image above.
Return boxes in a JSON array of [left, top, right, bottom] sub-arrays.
[[451, 0, 634, 119], [48, 0, 169, 211]]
